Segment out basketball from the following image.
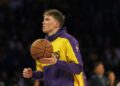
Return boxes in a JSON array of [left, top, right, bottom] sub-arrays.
[[30, 39, 53, 60]]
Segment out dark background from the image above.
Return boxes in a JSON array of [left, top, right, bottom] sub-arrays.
[[0, 0, 120, 85]]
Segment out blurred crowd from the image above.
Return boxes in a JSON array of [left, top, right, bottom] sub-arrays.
[[0, 0, 120, 86]]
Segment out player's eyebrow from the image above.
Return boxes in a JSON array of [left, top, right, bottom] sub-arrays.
[[44, 17, 49, 21]]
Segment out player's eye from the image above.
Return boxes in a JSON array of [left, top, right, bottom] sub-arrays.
[[45, 18, 50, 21]]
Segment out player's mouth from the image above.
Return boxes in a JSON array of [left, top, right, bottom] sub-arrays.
[[42, 25, 46, 28]]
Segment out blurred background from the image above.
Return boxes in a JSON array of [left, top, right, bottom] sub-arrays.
[[0, 0, 120, 86]]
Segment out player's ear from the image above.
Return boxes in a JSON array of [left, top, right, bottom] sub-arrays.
[[55, 21, 60, 28]]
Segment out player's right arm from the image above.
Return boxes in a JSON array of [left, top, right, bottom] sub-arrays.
[[23, 60, 43, 79], [23, 68, 33, 78], [23, 68, 43, 79]]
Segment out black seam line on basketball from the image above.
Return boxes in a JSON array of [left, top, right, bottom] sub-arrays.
[[38, 40, 51, 48], [32, 50, 51, 55], [32, 47, 50, 52], [32, 52, 44, 56], [32, 50, 53, 56], [45, 40, 49, 58], [38, 40, 45, 47], [46, 40, 52, 58], [42, 40, 47, 58], [33, 46, 50, 52], [32, 46, 52, 53]]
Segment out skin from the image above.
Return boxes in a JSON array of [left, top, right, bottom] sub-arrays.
[[42, 15, 60, 36], [94, 64, 105, 76], [108, 72, 116, 86], [23, 15, 60, 78], [34, 80, 40, 86]]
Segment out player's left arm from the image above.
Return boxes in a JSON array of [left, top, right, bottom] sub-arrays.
[[32, 60, 44, 79], [55, 38, 83, 74]]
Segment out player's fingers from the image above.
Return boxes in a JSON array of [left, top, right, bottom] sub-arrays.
[[23, 70, 26, 73], [23, 68, 29, 72], [51, 53, 55, 57], [23, 70, 27, 73], [40, 58, 52, 61], [39, 59, 49, 62], [39, 60, 52, 64], [23, 72, 30, 77], [28, 68, 32, 72], [23, 69, 28, 72], [23, 69, 30, 73], [23, 74, 29, 78], [23, 71, 31, 75], [23, 72, 32, 78], [24, 68, 28, 70], [28, 67, 31, 70]]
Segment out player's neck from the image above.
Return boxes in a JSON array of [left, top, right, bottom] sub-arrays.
[[48, 28, 60, 36]]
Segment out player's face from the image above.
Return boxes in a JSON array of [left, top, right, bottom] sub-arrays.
[[42, 15, 59, 34]]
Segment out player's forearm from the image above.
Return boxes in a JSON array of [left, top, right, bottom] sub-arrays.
[[55, 60, 83, 74], [32, 71, 43, 79]]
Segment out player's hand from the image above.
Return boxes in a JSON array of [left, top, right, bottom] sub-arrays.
[[39, 53, 57, 64], [23, 68, 33, 78]]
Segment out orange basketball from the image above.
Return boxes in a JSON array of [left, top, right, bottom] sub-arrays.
[[30, 39, 53, 60]]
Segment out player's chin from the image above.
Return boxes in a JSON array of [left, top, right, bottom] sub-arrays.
[[42, 29, 49, 34]]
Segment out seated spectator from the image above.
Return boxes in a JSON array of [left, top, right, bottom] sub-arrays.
[[0, 81, 5, 86], [34, 80, 39, 86], [117, 82, 120, 86], [107, 71, 117, 86], [89, 62, 109, 86]]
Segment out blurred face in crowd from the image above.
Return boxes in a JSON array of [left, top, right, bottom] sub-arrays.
[[108, 72, 116, 82], [94, 63, 105, 76], [42, 15, 60, 35]]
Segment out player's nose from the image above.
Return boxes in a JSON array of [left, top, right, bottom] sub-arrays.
[[42, 20, 45, 25]]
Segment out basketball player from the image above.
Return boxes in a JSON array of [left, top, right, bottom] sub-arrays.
[[23, 9, 87, 86]]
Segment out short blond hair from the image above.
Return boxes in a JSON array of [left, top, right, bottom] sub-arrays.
[[44, 9, 65, 27]]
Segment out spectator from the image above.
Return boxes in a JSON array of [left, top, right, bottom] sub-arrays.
[[107, 71, 117, 86], [0, 81, 5, 86], [117, 82, 120, 86], [34, 80, 39, 86], [89, 62, 109, 86]]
